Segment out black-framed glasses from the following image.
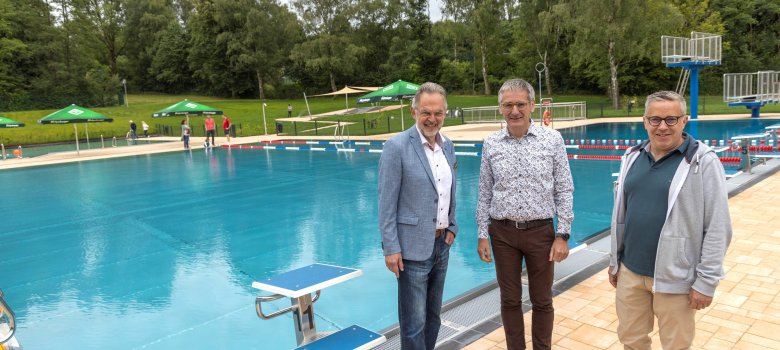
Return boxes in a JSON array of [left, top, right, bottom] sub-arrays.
[[645, 115, 685, 126], [501, 102, 530, 111]]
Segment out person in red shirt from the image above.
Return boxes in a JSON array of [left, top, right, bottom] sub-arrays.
[[222, 115, 232, 144], [204, 115, 216, 146]]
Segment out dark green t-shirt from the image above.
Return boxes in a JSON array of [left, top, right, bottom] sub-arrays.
[[621, 139, 688, 277]]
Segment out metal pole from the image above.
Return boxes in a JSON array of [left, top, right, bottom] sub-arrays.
[[1, 143, 5, 160], [535, 62, 546, 122], [262, 102, 268, 135], [122, 79, 128, 108], [303, 92, 312, 118], [400, 99, 405, 130], [74, 124, 80, 155]]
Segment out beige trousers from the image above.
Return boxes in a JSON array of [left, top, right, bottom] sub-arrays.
[[616, 264, 696, 350]]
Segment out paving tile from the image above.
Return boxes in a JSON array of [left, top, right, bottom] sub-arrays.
[[566, 323, 618, 349]]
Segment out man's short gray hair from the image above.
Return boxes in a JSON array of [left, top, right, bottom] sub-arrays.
[[645, 91, 687, 115], [498, 79, 535, 104], [412, 82, 448, 110]]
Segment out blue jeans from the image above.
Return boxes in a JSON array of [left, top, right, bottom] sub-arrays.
[[398, 234, 450, 350]]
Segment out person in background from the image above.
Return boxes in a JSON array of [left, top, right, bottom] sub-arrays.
[[142, 121, 149, 138], [287, 104, 292, 118], [222, 115, 232, 144], [129, 120, 137, 140], [204, 115, 216, 146], [609, 90, 732, 350], [379, 82, 457, 350], [181, 119, 190, 150], [476, 78, 573, 350]]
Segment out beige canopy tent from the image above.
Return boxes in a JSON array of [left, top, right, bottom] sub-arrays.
[[311, 86, 380, 108]]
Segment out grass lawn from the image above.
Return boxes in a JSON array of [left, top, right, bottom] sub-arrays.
[[1, 93, 778, 145]]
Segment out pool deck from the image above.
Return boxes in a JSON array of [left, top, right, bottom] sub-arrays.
[[3, 113, 780, 349]]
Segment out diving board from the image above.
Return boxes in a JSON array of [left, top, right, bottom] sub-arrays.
[[252, 263, 361, 298]]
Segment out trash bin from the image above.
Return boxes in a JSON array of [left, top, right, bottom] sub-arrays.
[[230, 124, 237, 137], [275, 122, 283, 134]]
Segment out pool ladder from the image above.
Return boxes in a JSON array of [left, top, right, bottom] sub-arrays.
[[0, 289, 21, 350]]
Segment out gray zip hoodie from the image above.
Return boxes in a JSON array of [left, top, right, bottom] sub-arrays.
[[609, 135, 732, 297]]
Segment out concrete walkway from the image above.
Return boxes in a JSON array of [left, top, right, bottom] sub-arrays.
[[464, 172, 780, 350]]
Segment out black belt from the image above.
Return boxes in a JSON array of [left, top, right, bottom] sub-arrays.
[[493, 218, 553, 230]]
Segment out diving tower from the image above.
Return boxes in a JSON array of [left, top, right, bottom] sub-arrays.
[[662, 32, 722, 119], [723, 71, 780, 117]]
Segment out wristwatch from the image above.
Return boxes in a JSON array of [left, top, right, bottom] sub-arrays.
[[555, 233, 570, 241]]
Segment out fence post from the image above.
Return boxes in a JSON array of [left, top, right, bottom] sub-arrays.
[[387, 116, 391, 133], [315, 120, 318, 135], [601, 103, 604, 118], [294, 121, 298, 136], [363, 118, 367, 135]]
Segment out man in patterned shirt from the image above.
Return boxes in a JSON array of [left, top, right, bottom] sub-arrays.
[[476, 78, 574, 350]]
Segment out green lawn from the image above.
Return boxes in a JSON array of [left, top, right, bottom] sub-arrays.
[[1, 93, 778, 145]]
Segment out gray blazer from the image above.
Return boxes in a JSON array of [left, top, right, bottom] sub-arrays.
[[379, 126, 458, 261]]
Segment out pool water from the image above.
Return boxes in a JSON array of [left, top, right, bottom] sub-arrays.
[[1, 119, 769, 349], [2, 138, 172, 159]]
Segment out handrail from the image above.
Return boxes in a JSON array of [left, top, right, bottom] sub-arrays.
[[255, 290, 321, 320], [0, 289, 17, 344]]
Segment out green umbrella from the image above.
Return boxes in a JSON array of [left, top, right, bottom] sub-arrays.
[[0, 114, 25, 159], [152, 99, 223, 130], [37, 104, 114, 155], [356, 80, 420, 130], [0, 115, 25, 128]]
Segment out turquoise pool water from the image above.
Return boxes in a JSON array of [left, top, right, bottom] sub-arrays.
[[1, 119, 770, 349], [2, 138, 172, 159]]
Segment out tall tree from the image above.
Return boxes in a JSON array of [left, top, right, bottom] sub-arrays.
[[290, 0, 366, 92], [712, 0, 780, 73], [566, 0, 682, 108], [149, 21, 191, 92], [123, 0, 178, 91], [517, 0, 569, 96], [71, 0, 125, 75], [443, 0, 506, 95]]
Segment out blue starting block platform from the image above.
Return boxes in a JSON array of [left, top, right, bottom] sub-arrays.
[[252, 263, 385, 349], [252, 263, 362, 298], [294, 325, 385, 350]]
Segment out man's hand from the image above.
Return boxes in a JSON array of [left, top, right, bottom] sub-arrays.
[[385, 253, 404, 278], [444, 231, 456, 245], [689, 289, 713, 310], [549, 237, 569, 262], [477, 238, 492, 262], [608, 266, 618, 288]]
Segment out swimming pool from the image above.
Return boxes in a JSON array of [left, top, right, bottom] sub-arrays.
[[2, 138, 172, 159], [1, 119, 770, 349]]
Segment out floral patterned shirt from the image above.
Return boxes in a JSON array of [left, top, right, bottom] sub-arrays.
[[476, 124, 574, 239]]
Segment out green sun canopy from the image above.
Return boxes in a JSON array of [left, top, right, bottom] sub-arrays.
[[0, 115, 25, 128], [152, 99, 223, 117], [356, 80, 420, 103], [37, 104, 114, 124]]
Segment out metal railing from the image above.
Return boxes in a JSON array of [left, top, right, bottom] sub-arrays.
[[724, 71, 780, 103], [461, 102, 587, 124], [0, 289, 17, 345], [662, 32, 722, 64]]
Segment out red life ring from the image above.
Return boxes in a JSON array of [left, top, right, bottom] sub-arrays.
[[543, 110, 552, 126]]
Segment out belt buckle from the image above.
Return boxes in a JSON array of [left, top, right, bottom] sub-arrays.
[[514, 221, 527, 229]]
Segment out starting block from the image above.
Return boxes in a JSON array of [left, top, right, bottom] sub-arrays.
[[252, 263, 385, 349]]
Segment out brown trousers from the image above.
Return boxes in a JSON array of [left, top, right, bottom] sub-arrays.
[[490, 219, 555, 350]]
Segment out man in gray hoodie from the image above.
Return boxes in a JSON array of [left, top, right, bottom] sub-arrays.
[[609, 91, 732, 350]]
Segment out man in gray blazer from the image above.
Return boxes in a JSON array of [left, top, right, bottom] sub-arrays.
[[379, 82, 457, 350]]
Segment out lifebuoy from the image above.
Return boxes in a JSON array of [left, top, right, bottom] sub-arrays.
[[543, 110, 552, 126]]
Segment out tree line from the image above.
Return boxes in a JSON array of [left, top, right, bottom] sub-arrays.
[[1, 0, 778, 111]]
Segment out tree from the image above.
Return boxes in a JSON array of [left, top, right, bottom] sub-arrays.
[[149, 21, 191, 93], [712, 0, 780, 74], [443, 0, 506, 95], [517, 0, 570, 96], [123, 0, 178, 91], [566, 0, 682, 109], [71, 0, 125, 75], [290, 0, 366, 92]]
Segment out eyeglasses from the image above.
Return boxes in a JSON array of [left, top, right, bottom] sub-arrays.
[[501, 102, 530, 111], [645, 115, 685, 126], [418, 110, 446, 118]]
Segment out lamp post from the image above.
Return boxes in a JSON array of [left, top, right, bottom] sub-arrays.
[[262, 102, 268, 135], [535, 62, 546, 120], [122, 78, 128, 108]]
